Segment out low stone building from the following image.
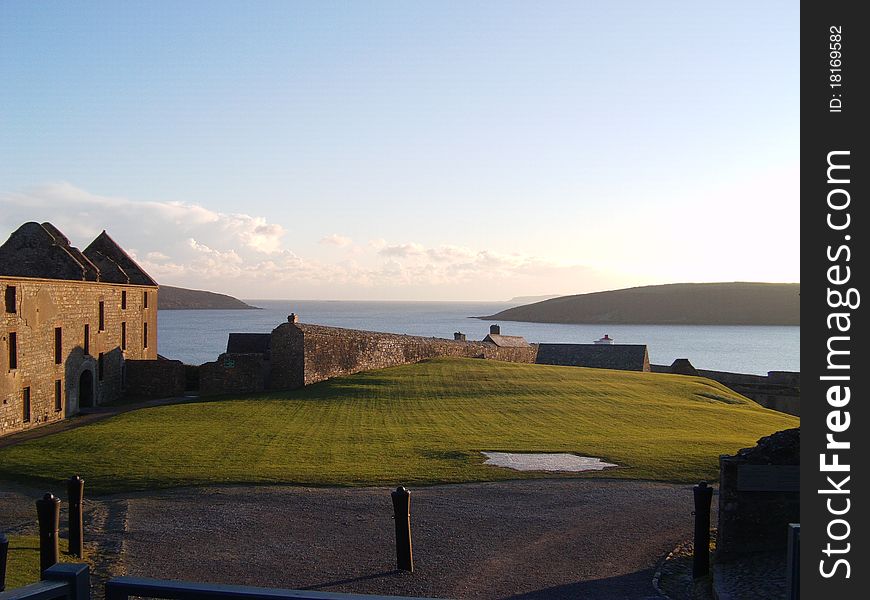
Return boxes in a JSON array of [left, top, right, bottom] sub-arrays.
[[535, 343, 651, 372], [1, 222, 159, 436]]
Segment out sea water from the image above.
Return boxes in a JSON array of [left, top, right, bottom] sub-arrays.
[[157, 299, 800, 375]]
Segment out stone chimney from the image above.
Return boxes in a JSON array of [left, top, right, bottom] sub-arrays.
[[454, 332, 466, 341], [490, 324, 500, 335], [288, 313, 299, 323]]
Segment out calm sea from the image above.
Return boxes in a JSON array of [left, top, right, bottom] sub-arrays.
[[157, 300, 800, 375]]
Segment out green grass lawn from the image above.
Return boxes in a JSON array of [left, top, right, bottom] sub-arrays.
[[0, 358, 797, 493], [1, 535, 88, 590]]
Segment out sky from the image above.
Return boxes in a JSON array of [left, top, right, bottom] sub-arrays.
[[0, 1, 799, 301]]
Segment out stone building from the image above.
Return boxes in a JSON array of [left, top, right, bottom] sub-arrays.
[[1, 222, 159, 436], [482, 324, 532, 349], [535, 343, 651, 372]]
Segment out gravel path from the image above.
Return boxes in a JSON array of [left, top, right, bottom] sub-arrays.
[[0, 479, 709, 599]]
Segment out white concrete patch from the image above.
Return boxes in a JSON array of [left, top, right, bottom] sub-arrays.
[[481, 451, 618, 472]]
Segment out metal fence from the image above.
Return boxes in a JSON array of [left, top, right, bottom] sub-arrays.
[[0, 565, 443, 600]]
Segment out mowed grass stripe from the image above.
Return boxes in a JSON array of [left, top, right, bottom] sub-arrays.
[[0, 358, 797, 493]]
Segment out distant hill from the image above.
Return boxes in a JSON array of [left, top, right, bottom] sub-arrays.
[[158, 285, 260, 310], [507, 294, 561, 304], [480, 282, 800, 326]]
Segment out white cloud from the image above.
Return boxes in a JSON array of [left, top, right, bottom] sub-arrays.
[[0, 183, 619, 299], [378, 242, 426, 258], [320, 233, 353, 247]]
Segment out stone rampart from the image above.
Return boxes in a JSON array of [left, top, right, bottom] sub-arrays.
[[268, 323, 537, 390], [125, 358, 186, 399], [651, 361, 800, 416], [200, 353, 269, 396]]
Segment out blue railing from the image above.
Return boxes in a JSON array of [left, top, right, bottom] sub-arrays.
[[0, 564, 89, 600], [105, 576, 440, 600], [1, 565, 443, 600]]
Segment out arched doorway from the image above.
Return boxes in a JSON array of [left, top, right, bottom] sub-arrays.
[[79, 370, 94, 408]]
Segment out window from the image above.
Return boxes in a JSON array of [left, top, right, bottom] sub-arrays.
[[143, 322, 148, 349], [98, 301, 105, 331], [98, 352, 104, 380], [55, 380, 62, 412], [83, 324, 90, 355], [8, 331, 17, 370], [4, 286, 15, 313], [55, 327, 63, 364], [143, 291, 149, 309], [121, 290, 127, 310], [121, 321, 127, 351], [22, 387, 30, 422]]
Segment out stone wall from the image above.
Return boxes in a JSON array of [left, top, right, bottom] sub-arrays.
[[2, 276, 158, 436], [716, 428, 800, 562], [651, 361, 800, 416], [125, 359, 186, 399], [268, 323, 537, 391], [200, 353, 269, 396]]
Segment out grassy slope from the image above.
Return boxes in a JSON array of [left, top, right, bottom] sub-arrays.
[[0, 358, 797, 493], [2, 535, 87, 589]]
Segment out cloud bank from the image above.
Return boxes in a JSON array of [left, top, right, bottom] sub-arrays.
[[0, 183, 618, 300]]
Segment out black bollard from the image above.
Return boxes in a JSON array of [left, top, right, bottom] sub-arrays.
[[391, 486, 414, 572], [36, 492, 62, 577], [692, 481, 713, 578], [0, 532, 8, 592], [67, 475, 85, 558]]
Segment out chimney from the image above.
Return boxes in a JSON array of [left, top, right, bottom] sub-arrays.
[[288, 313, 299, 323], [454, 332, 466, 341], [490, 324, 500, 335]]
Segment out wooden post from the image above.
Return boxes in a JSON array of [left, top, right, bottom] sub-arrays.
[[391, 486, 414, 572], [67, 475, 85, 558], [0, 532, 8, 592], [693, 481, 713, 578], [36, 492, 61, 578]]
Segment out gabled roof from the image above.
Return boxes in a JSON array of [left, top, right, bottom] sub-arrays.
[[84, 231, 158, 286], [484, 334, 530, 348], [536, 343, 650, 372], [0, 222, 157, 286], [0, 222, 100, 281]]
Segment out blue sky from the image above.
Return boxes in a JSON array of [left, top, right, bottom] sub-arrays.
[[0, 1, 799, 300]]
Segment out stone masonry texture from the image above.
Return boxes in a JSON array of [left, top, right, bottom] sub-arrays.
[[124, 359, 186, 400], [200, 322, 538, 395], [716, 428, 800, 561], [1, 276, 158, 435]]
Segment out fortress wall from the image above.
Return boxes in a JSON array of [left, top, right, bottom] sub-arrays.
[[696, 368, 770, 386], [2, 276, 157, 436], [268, 323, 537, 390], [125, 359, 186, 399], [651, 363, 800, 416], [200, 353, 269, 397]]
